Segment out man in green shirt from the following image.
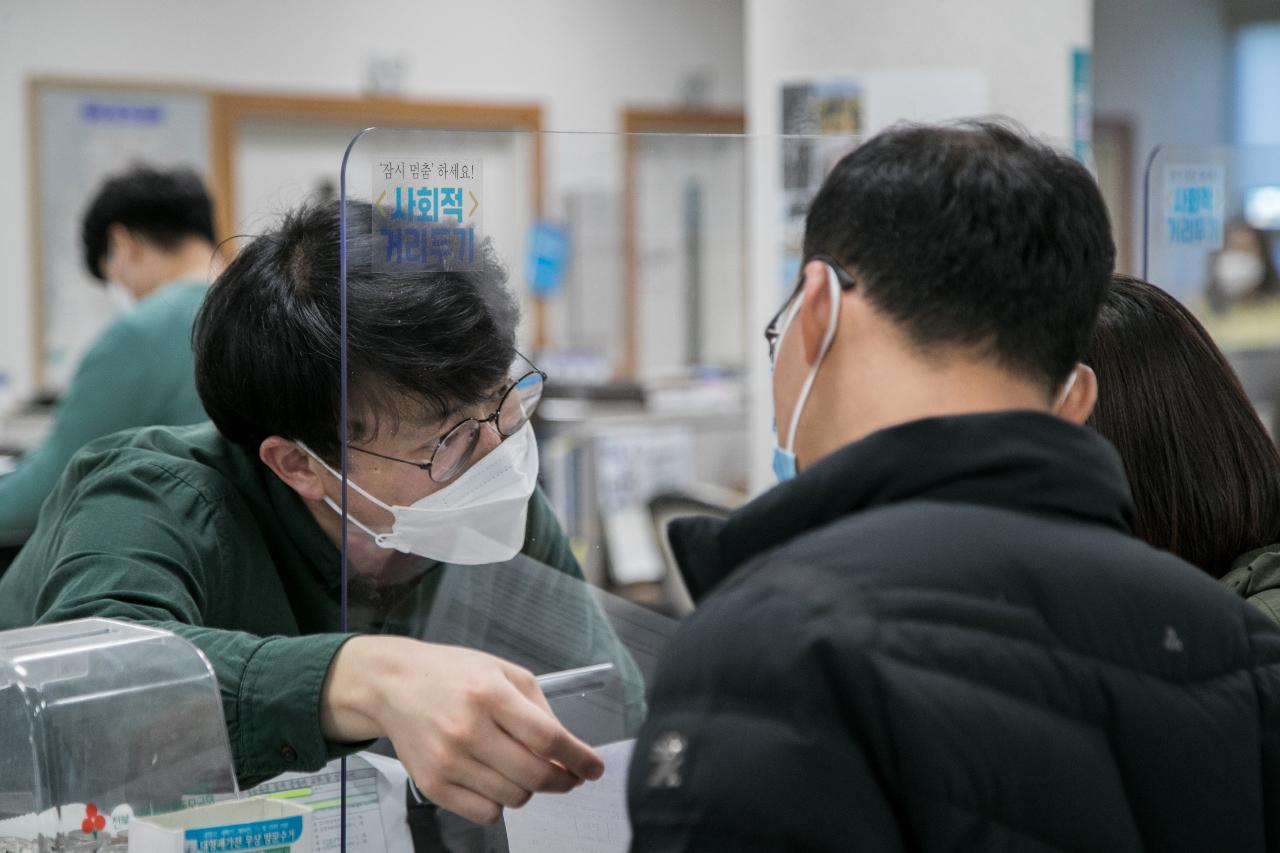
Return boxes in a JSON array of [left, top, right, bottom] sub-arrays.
[[0, 200, 608, 824], [0, 165, 218, 541]]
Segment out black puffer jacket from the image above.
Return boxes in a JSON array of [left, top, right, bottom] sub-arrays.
[[627, 412, 1280, 852]]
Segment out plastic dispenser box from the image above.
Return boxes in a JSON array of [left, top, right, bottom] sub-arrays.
[[0, 618, 237, 853]]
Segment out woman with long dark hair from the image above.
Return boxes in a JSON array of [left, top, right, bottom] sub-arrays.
[[1085, 274, 1280, 621]]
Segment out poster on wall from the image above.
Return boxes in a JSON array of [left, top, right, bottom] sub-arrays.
[[780, 79, 862, 302], [34, 83, 212, 393], [775, 70, 989, 305]]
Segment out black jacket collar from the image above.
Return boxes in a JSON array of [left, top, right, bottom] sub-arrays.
[[670, 411, 1135, 601]]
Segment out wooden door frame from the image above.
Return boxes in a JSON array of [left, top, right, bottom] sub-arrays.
[[1093, 115, 1135, 275], [26, 78, 549, 391], [209, 91, 544, 244], [210, 91, 546, 345]]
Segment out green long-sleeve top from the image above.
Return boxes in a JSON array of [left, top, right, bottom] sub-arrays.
[[0, 280, 209, 541], [0, 422, 633, 788]]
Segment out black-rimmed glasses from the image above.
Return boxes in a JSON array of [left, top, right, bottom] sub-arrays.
[[764, 254, 858, 362], [348, 352, 547, 483]]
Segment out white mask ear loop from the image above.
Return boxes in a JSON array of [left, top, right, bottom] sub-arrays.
[[322, 494, 384, 541], [294, 440, 395, 513], [1054, 367, 1079, 411], [782, 265, 843, 453], [779, 294, 805, 340]]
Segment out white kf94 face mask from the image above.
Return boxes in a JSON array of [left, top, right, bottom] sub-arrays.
[[298, 423, 539, 565]]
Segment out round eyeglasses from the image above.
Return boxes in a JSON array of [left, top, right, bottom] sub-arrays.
[[348, 353, 547, 483]]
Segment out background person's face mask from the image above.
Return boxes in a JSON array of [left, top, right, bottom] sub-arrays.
[[1214, 250, 1265, 298], [299, 422, 539, 565], [105, 281, 136, 310], [771, 265, 843, 482]]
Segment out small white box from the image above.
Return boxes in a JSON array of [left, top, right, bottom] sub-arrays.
[[128, 798, 313, 853]]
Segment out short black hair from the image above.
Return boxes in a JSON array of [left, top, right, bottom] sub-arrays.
[[193, 200, 518, 462], [803, 120, 1115, 388], [1085, 274, 1280, 577], [81, 164, 216, 281]]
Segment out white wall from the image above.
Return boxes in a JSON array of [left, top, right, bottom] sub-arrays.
[[1235, 21, 1280, 146], [743, 0, 1093, 492], [1093, 0, 1232, 277], [0, 0, 744, 399], [747, 0, 1090, 142]]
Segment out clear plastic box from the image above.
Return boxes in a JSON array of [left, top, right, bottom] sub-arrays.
[[0, 618, 237, 852]]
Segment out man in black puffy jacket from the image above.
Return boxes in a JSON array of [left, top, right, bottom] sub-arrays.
[[626, 121, 1280, 852]]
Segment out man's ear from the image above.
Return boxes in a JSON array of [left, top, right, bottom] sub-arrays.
[[260, 436, 328, 501], [1055, 364, 1098, 424], [106, 223, 138, 265], [797, 260, 835, 365]]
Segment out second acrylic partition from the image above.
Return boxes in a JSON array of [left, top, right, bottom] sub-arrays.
[[1144, 144, 1280, 429]]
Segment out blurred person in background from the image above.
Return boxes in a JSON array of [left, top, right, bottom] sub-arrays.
[[0, 164, 218, 542], [1085, 273, 1280, 623], [1207, 219, 1279, 313]]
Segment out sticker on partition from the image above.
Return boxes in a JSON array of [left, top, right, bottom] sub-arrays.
[[1164, 164, 1225, 249], [372, 156, 483, 269]]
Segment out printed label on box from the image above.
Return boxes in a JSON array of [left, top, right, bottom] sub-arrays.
[[182, 815, 304, 853]]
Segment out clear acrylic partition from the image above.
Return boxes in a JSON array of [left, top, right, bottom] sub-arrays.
[[319, 127, 1112, 850], [328, 128, 856, 851], [0, 618, 237, 851], [1144, 145, 1280, 430]]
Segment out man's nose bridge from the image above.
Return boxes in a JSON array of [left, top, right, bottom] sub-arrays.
[[478, 419, 503, 449]]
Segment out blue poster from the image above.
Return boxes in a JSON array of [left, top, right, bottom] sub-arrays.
[[526, 220, 569, 298]]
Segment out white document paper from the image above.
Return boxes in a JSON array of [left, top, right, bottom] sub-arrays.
[[504, 738, 635, 853], [603, 506, 666, 585], [357, 752, 414, 853]]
